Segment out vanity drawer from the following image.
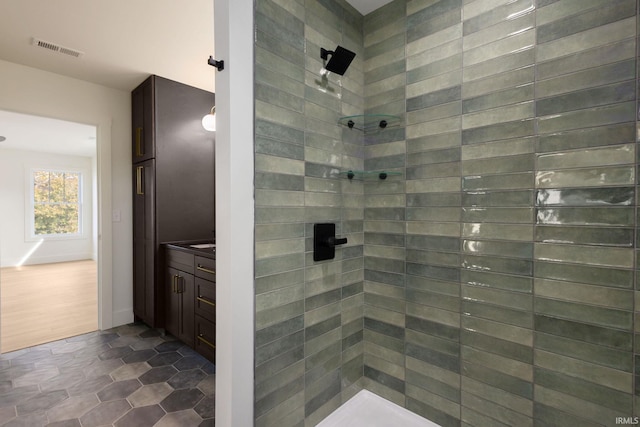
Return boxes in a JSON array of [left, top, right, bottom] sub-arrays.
[[166, 249, 194, 273], [194, 256, 216, 282], [195, 315, 215, 362], [195, 278, 216, 320]]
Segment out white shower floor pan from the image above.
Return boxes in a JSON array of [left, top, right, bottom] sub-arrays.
[[317, 390, 441, 427]]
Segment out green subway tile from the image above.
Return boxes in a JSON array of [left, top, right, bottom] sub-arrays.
[[535, 349, 632, 394], [535, 367, 632, 413], [462, 119, 535, 145], [407, 86, 461, 112], [534, 401, 602, 427], [407, 263, 460, 283], [536, 38, 635, 81], [461, 270, 532, 293], [538, 102, 636, 134], [463, 49, 535, 84], [537, 207, 634, 226], [462, 300, 532, 329], [537, 81, 635, 117], [460, 329, 532, 364], [365, 14, 404, 48], [535, 261, 633, 289], [463, 65, 535, 99], [535, 297, 632, 331], [536, 187, 634, 207], [406, 249, 458, 269], [462, 315, 532, 346], [537, 17, 635, 63], [256, 315, 305, 348], [537, 123, 636, 153], [256, 330, 304, 366], [407, 206, 461, 221], [536, 331, 632, 372], [535, 242, 633, 268], [534, 315, 632, 350], [256, 190, 304, 207], [406, 367, 461, 403], [462, 284, 531, 311], [365, 33, 406, 61], [462, 101, 534, 130], [407, 53, 462, 85], [462, 222, 532, 241], [538, 144, 634, 171], [256, 118, 305, 145], [462, 84, 534, 114], [536, 166, 634, 189], [407, 288, 460, 313], [256, 137, 305, 160], [410, 17, 462, 59], [537, 0, 635, 44], [535, 278, 633, 311], [255, 344, 304, 384], [406, 342, 460, 373], [462, 238, 532, 258], [407, 397, 461, 427], [536, 59, 635, 99], [461, 207, 533, 224], [462, 172, 533, 191], [461, 384, 533, 424], [463, 12, 534, 52], [257, 8, 305, 46], [407, 162, 461, 180], [462, 153, 534, 175], [462, 377, 532, 419], [537, 0, 618, 25], [255, 171, 305, 191], [463, 30, 535, 67], [462, 190, 533, 207], [535, 225, 634, 247], [462, 254, 532, 276], [256, 28, 305, 65], [463, 0, 534, 35]]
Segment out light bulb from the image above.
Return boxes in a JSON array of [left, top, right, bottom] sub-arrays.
[[202, 112, 216, 132]]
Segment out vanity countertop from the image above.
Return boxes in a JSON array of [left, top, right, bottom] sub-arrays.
[[163, 241, 216, 259]]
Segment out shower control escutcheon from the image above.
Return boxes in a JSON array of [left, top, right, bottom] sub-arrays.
[[314, 223, 348, 261]]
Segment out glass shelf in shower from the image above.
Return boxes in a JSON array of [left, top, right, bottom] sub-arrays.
[[339, 170, 403, 180], [338, 114, 402, 133]]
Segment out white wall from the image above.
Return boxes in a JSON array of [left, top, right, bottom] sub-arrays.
[[0, 59, 133, 329], [0, 148, 94, 267], [214, 0, 255, 425]]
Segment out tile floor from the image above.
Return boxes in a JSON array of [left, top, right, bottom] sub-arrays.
[[0, 323, 215, 426]]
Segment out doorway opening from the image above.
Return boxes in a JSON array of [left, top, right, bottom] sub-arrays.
[[0, 110, 99, 353]]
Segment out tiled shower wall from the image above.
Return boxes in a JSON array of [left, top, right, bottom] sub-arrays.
[[253, 0, 366, 426], [254, 0, 640, 426], [362, 0, 640, 426]]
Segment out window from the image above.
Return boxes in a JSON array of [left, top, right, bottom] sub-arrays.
[[31, 170, 82, 237]]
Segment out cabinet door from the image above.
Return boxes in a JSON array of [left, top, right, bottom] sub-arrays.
[[131, 77, 154, 163], [166, 267, 195, 347], [133, 160, 156, 325]]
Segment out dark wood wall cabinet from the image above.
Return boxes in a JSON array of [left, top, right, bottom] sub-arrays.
[[165, 244, 216, 362], [132, 75, 215, 328]]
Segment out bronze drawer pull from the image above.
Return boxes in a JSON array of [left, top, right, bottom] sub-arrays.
[[135, 128, 143, 156], [197, 296, 216, 307], [196, 265, 216, 275], [197, 334, 216, 349]]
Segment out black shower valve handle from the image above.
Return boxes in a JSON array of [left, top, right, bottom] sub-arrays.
[[326, 236, 348, 247]]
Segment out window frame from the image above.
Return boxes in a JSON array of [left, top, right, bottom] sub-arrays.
[[27, 167, 84, 241]]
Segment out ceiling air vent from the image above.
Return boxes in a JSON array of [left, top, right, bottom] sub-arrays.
[[31, 37, 84, 58]]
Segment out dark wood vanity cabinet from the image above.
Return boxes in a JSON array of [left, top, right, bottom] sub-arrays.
[[165, 244, 216, 362], [132, 75, 215, 328]]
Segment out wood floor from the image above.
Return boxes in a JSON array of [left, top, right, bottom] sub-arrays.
[[0, 259, 98, 353]]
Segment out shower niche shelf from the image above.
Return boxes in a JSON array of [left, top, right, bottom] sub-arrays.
[[339, 170, 402, 180], [338, 114, 401, 133]]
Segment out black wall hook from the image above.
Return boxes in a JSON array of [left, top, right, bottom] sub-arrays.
[[208, 56, 224, 71]]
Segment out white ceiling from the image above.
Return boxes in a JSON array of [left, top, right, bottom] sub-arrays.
[[0, 110, 96, 158], [347, 0, 394, 15], [0, 0, 390, 157]]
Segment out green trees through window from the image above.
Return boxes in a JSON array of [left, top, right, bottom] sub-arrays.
[[33, 170, 81, 236]]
